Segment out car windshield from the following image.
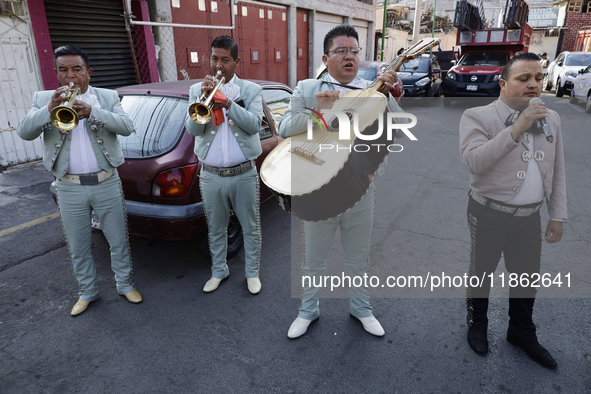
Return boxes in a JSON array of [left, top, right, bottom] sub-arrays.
[[565, 54, 591, 67], [459, 53, 508, 66], [119, 95, 187, 158], [357, 67, 378, 81], [261, 88, 291, 127], [398, 57, 430, 72]]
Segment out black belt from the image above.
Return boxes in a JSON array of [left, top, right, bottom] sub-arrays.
[[202, 160, 254, 177], [469, 190, 542, 217]]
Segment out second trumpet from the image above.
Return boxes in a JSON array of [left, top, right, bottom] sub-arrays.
[[189, 71, 225, 124]]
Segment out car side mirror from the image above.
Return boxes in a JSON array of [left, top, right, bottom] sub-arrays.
[[451, 60, 456, 66], [557, 62, 563, 67], [579, 69, 584, 74]]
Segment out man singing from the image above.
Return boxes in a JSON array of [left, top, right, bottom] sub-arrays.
[[460, 52, 566, 368], [17, 46, 141, 316], [185, 35, 263, 295], [278, 24, 403, 338]]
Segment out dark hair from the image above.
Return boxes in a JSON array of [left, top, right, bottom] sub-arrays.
[[323, 24, 359, 54], [501, 52, 541, 81], [54, 46, 90, 69], [542, 52, 547, 56], [211, 35, 239, 60]]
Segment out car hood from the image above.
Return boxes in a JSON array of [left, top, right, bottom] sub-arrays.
[[451, 65, 504, 74], [397, 71, 428, 84], [560, 66, 586, 74]]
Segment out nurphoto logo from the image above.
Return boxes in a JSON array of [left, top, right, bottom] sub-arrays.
[[306, 109, 418, 153]]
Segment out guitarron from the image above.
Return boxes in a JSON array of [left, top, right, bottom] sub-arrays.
[[261, 38, 440, 222]]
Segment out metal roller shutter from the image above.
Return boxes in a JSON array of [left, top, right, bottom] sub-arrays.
[[314, 20, 341, 77], [44, 0, 139, 89]]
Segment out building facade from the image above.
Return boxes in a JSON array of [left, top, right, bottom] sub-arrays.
[[0, 0, 378, 167]]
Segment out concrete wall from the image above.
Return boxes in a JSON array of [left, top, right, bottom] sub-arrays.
[[378, 29, 457, 62], [273, 0, 377, 86]]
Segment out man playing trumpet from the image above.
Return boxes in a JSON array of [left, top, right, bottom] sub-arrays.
[[17, 46, 141, 316], [185, 35, 264, 294]]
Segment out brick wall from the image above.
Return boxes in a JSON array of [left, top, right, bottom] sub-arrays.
[[561, 12, 591, 52]]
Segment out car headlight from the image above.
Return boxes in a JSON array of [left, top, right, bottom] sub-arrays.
[[447, 72, 456, 80], [493, 73, 502, 81], [416, 77, 430, 87], [565, 71, 577, 78]]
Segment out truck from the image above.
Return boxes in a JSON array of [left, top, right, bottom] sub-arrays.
[[442, 0, 532, 105]]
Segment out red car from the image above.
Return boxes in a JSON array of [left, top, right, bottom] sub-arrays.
[[51, 79, 292, 257]]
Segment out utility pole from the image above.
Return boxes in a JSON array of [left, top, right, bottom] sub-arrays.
[[381, 0, 388, 61], [412, 0, 422, 44]]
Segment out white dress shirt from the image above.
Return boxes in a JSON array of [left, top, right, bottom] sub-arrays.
[[201, 76, 248, 167], [501, 100, 544, 205], [68, 91, 102, 174]]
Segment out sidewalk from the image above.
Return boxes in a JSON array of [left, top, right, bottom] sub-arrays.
[[0, 160, 63, 272]]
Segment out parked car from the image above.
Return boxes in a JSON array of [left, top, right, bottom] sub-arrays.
[[544, 51, 591, 97], [432, 49, 458, 79], [316, 61, 404, 102], [51, 79, 292, 257], [397, 53, 442, 99], [569, 63, 591, 113]]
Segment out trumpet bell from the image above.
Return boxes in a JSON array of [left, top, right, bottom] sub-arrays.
[[50, 84, 80, 130], [50, 106, 80, 131], [189, 103, 212, 124]]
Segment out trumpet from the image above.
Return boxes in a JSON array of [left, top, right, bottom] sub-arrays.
[[50, 82, 80, 131], [188, 70, 225, 124]]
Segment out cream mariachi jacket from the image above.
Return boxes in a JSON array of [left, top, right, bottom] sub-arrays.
[[459, 99, 567, 220], [185, 77, 264, 161], [17, 86, 134, 179]]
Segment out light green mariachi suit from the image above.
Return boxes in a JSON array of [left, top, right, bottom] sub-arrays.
[[185, 77, 263, 279], [278, 74, 404, 319], [17, 87, 136, 301]]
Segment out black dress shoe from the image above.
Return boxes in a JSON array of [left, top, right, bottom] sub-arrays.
[[507, 330, 558, 369], [467, 328, 488, 355]]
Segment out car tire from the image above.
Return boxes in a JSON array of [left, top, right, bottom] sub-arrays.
[[198, 211, 244, 259], [569, 89, 578, 104], [586, 93, 591, 114], [543, 75, 551, 91], [555, 78, 565, 97]]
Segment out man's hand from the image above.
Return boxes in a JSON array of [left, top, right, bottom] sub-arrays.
[[72, 100, 92, 120], [376, 70, 398, 96], [201, 74, 217, 96], [200, 74, 230, 111], [545, 220, 563, 243], [212, 99, 231, 111], [47, 85, 72, 112], [314, 90, 340, 112], [511, 100, 549, 139]]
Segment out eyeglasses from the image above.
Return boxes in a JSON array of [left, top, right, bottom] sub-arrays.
[[326, 47, 362, 57]]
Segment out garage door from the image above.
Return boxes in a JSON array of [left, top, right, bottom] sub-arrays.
[[353, 19, 368, 61], [313, 13, 343, 77], [44, 0, 139, 89]]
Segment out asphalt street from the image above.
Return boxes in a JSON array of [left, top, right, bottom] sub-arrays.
[[1, 92, 590, 393]]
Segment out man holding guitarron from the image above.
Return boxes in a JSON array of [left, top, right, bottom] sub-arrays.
[[278, 24, 404, 338]]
